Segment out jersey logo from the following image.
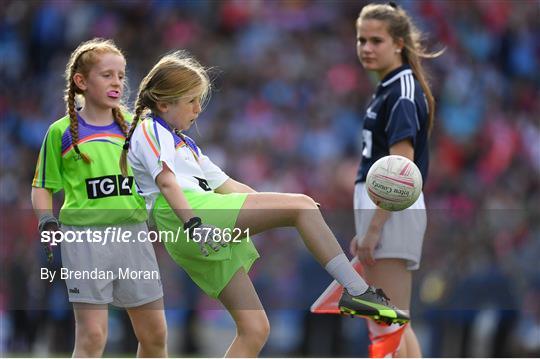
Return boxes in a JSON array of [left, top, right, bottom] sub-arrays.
[[86, 175, 134, 199], [366, 109, 377, 119], [362, 129, 373, 158], [194, 176, 212, 192]]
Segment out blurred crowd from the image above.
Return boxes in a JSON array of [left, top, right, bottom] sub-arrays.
[[1, 0, 539, 357]]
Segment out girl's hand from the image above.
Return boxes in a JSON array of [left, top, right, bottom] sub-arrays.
[[349, 235, 359, 257], [41, 222, 58, 263], [354, 228, 381, 266], [187, 223, 228, 257], [38, 214, 60, 263]]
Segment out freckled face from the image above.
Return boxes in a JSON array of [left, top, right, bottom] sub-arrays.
[[77, 53, 126, 110]]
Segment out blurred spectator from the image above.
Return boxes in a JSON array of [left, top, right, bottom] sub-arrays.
[[1, 0, 538, 356]]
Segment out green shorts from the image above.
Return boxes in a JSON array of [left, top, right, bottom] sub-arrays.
[[152, 191, 259, 298]]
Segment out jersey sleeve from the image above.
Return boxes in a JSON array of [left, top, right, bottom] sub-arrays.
[[32, 125, 63, 192], [197, 147, 229, 189], [132, 120, 177, 180], [385, 96, 420, 147]]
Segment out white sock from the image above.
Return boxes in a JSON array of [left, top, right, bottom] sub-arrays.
[[324, 253, 369, 296]]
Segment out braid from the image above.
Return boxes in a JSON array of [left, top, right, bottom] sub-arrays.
[[64, 38, 127, 165], [67, 85, 92, 163], [112, 107, 129, 136], [119, 99, 145, 177], [118, 51, 212, 173]]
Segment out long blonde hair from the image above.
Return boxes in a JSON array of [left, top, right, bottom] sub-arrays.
[[64, 38, 129, 163], [357, 3, 443, 134], [119, 50, 211, 176]]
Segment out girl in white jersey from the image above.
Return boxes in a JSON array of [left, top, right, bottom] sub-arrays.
[[120, 51, 409, 357], [31, 38, 167, 357]]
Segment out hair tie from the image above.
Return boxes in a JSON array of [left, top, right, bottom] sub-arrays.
[[388, 1, 398, 9], [123, 140, 130, 150]]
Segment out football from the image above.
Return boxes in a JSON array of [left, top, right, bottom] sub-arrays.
[[365, 155, 422, 211]]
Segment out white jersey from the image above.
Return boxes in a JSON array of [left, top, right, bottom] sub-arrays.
[[128, 116, 229, 210]]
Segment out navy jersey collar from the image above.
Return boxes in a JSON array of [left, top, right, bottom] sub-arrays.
[[381, 65, 412, 87]]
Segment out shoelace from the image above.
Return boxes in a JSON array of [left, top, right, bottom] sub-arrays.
[[374, 288, 391, 306]]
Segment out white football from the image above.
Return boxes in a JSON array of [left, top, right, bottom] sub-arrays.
[[365, 155, 422, 211]]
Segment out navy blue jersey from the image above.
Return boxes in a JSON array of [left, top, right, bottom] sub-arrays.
[[355, 65, 429, 186]]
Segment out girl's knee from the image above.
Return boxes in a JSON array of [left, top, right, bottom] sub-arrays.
[[138, 324, 168, 348], [256, 315, 271, 341], [292, 194, 319, 210], [76, 323, 107, 349], [238, 313, 270, 345]]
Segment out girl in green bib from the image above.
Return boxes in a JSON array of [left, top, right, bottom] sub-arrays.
[[31, 38, 167, 357]]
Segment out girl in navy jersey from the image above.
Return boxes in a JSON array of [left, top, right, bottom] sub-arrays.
[[350, 3, 442, 357]]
